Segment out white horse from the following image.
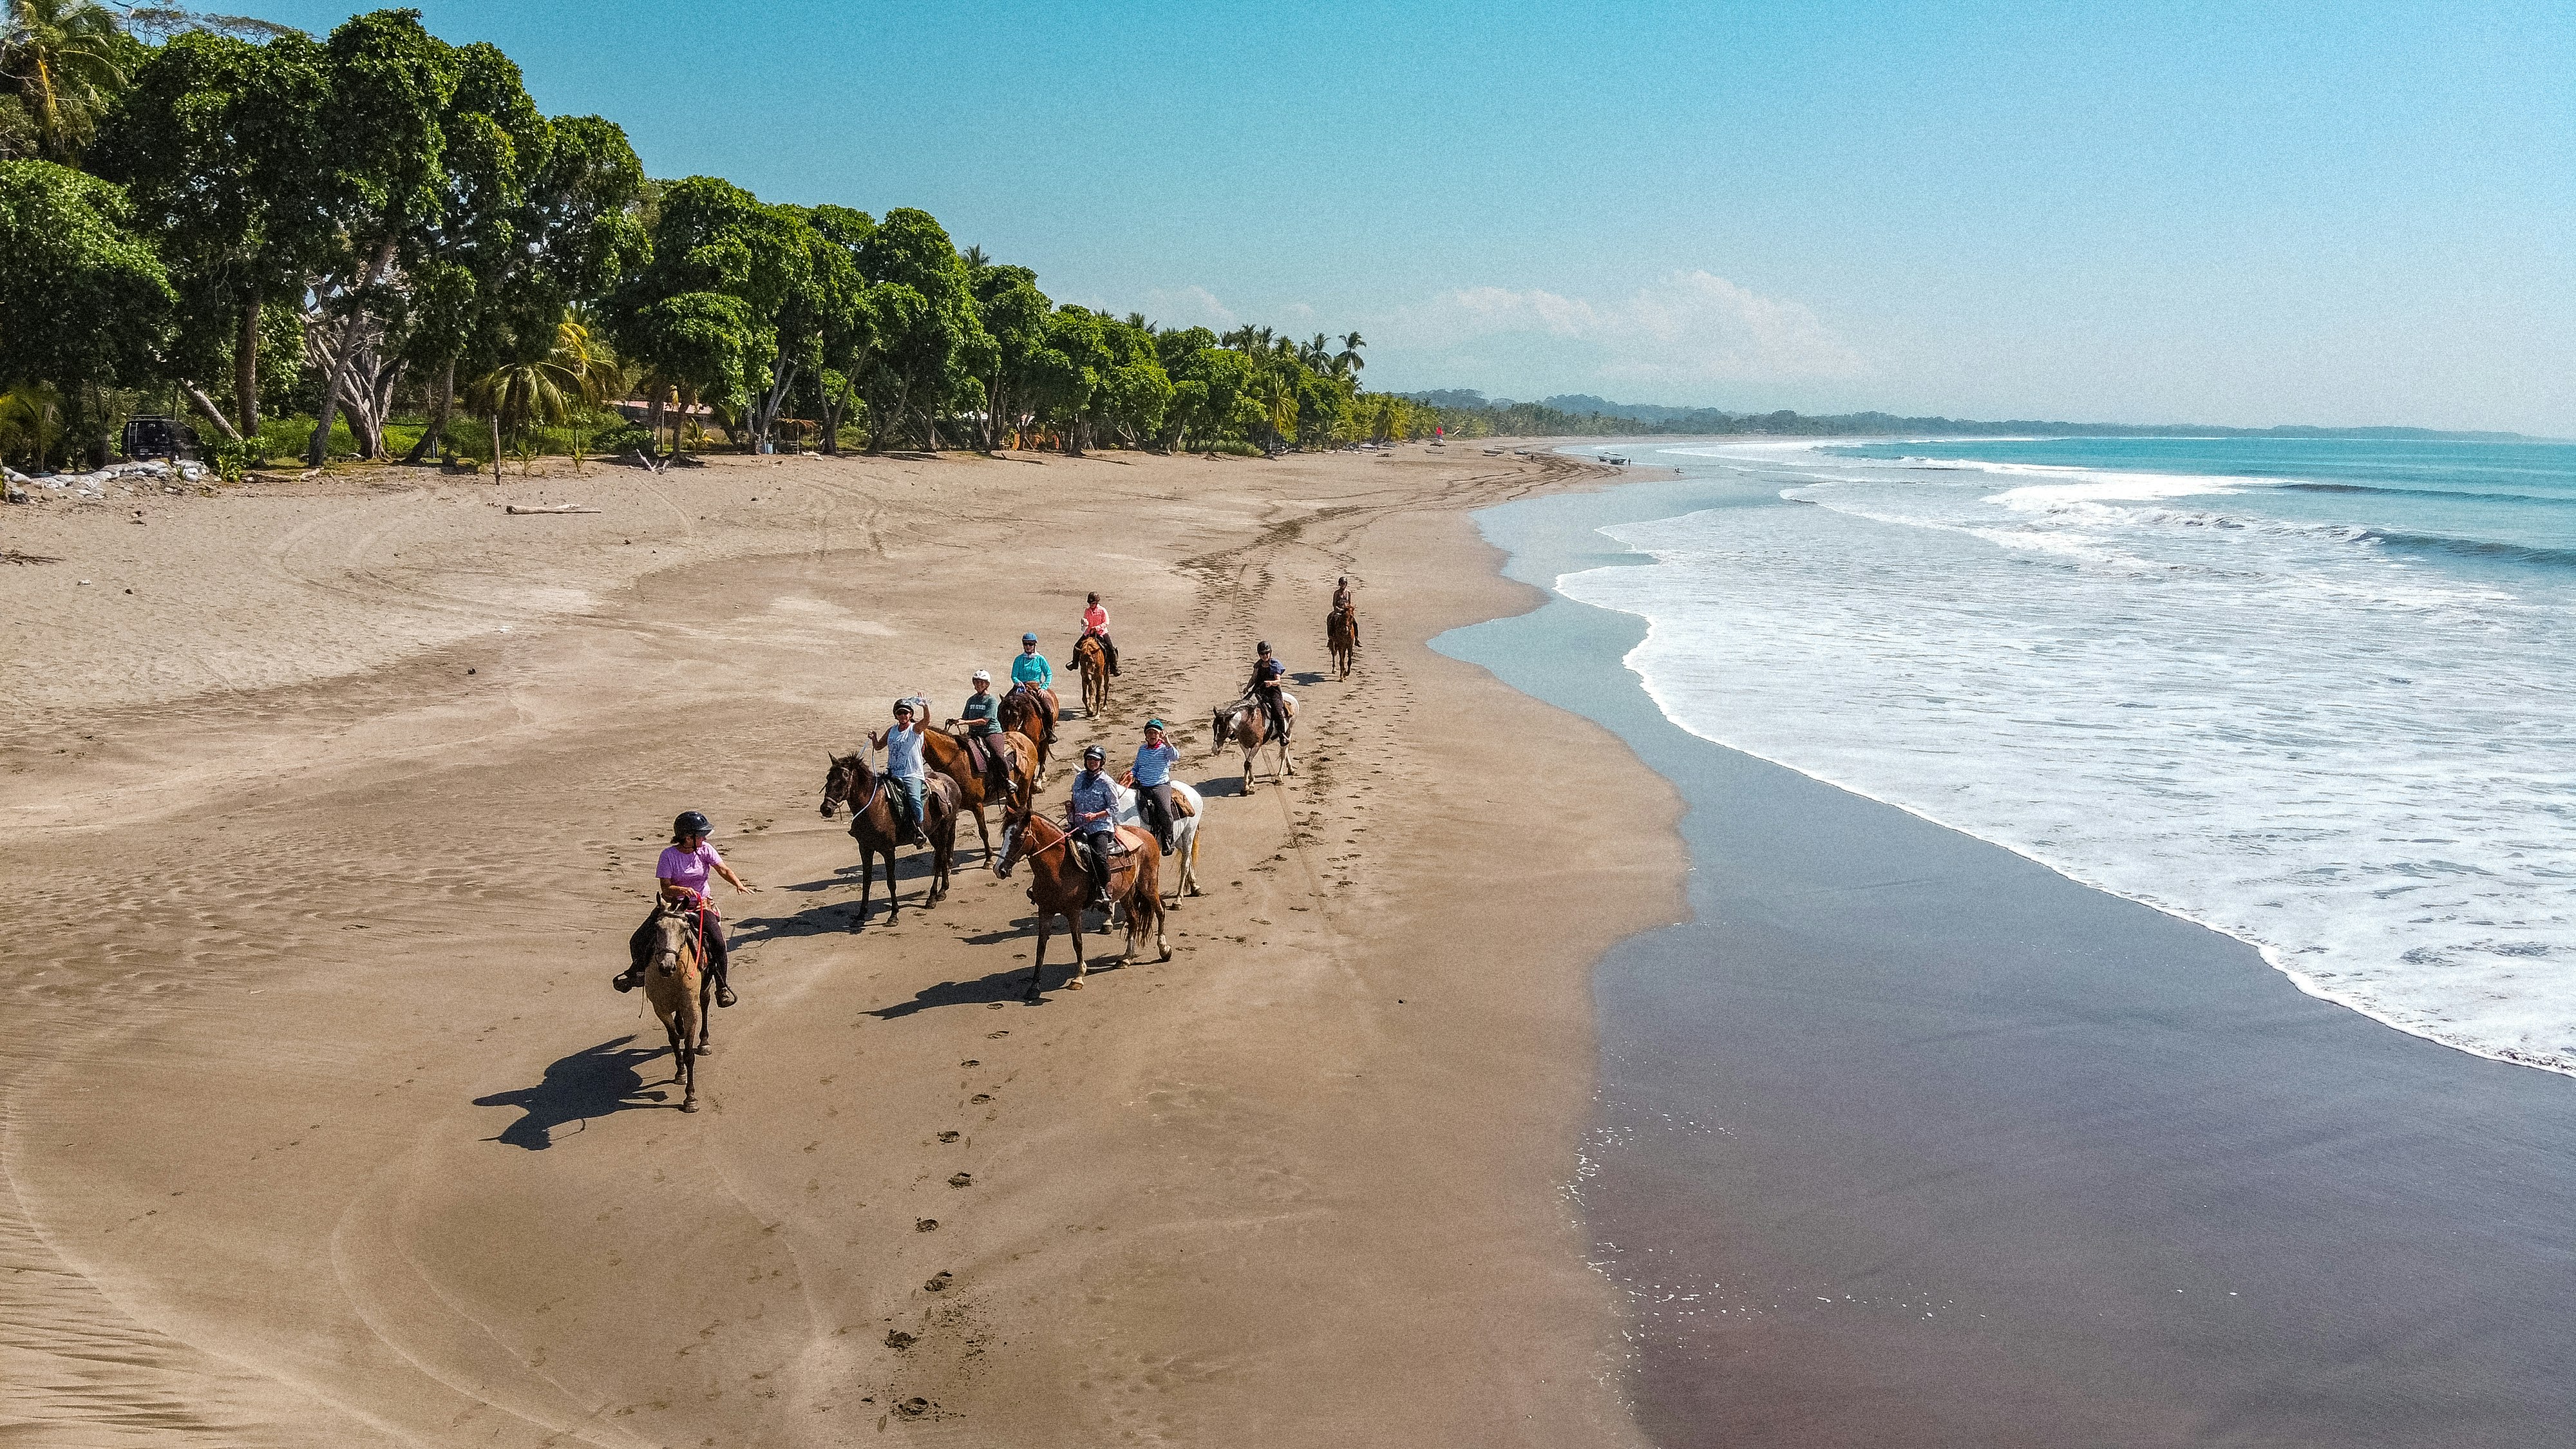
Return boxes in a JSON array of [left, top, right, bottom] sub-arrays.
[[1112, 778, 1205, 905]]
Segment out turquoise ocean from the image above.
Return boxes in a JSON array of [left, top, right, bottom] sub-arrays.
[[1555, 436, 2576, 1072]]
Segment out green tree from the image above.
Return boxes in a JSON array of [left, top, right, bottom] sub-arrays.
[[0, 0, 136, 163], [0, 158, 173, 463], [855, 208, 987, 450]]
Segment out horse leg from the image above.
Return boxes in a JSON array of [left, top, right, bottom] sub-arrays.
[[694, 969, 712, 1054], [1240, 741, 1258, 795], [970, 799, 993, 864], [1066, 909, 1088, 989], [1025, 914, 1050, 1001], [853, 845, 873, 930]]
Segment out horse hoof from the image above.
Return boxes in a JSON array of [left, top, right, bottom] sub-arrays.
[[1065, 978, 1084, 990], [681, 1099, 699, 1113], [694, 1041, 713, 1055]]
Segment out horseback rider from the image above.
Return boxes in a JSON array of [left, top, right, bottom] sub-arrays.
[[867, 699, 931, 845], [1130, 719, 1180, 853], [1009, 632, 1058, 744], [1068, 744, 1120, 907], [1081, 591, 1120, 676], [1246, 641, 1291, 741], [959, 670, 1009, 796], [615, 810, 757, 1006], [1331, 575, 1356, 623]]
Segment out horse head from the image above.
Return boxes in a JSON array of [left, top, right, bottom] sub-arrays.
[[650, 898, 700, 976], [822, 753, 856, 816]]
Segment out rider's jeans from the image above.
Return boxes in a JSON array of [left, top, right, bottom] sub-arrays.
[[892, 774, 927, 832]]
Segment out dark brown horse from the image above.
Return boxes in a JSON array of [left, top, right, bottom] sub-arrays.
[[998, 684, 1055, 778], [1074, 634, 1111, 715], [1327, 605, 1358, 679], [923, 725, 1037, 864], [820, 752, 960, 927], [995, 798, 1169, 999]]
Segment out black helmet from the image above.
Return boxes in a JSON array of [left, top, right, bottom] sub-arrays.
[[1256, 640, 1272, 653], [1082, 744, 1106, 762], [673, 810, 711, 839]]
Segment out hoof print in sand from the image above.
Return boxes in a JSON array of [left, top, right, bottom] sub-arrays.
[[923, 1271, 953, 1293], [937, 1130, 960, 1142], [884, 1329, 917, 1350], [948, 1172, 973, 1188], [914, 1217, 938, 1232]]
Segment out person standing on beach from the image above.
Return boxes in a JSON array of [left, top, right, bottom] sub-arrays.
[[1081, 591, 1120, 675], [614, 810, 757, 1006]]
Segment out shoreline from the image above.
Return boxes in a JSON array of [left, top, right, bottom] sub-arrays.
[[3, 446, 1686, 1446], [1443, 469, 2576, 1446]]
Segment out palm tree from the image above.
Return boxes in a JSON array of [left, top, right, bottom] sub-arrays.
[[1334, 331, 1365, 377], [461, 316, 625, 479], [1, 0, 130, 162]]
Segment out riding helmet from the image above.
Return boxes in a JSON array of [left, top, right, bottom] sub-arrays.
[[971, 669, 990, 683], [1144, 718, 1165, 732], [673, 810, 711, 838], [1083, 745, 1106, 762], [1022, 632, 1038, 644], [1256, 641, 1271, 652], [893, 699, 914, 715]]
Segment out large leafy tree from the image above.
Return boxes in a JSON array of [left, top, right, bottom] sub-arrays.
[[967, 255, 1048, 451], [0, 158, 172, 462], [614, 175, 831, 453], [92, 25, 328, 439], [855, 207, 987, 451]]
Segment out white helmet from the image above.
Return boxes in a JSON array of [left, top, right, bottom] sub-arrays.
[[971, 669, 990, 683]]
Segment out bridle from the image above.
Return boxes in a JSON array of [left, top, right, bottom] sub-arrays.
[[996, 805, 1072, 878], [652, 889, 710, 976]]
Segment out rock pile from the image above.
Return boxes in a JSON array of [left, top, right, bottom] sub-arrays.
[[3, 458, 207, 504]]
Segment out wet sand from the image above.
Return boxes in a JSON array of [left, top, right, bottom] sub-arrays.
[[1443, 476, 2576, 1448], [1, 446, 1682, 1446]]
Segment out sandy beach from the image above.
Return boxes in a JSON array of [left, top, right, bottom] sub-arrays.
[[1, 446, 1683, 1446]]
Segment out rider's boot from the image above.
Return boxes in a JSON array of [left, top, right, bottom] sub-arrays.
[[612, 963, 642, 992], [713, 961, 737, 1009]]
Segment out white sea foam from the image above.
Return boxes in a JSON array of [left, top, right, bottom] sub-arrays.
[[1563, 441, 2576, 1074]]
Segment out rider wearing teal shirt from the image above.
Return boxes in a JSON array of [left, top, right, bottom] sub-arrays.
[[1009, 632, 1057, 744]]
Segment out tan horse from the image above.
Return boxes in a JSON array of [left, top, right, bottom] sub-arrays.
[[925, 726, 1039, 864], [1074, 634, 1111, 715], [820, 752, 961, 928], [1210, 695, 1294, 793], [1327, 605, 1358, 679], [996, 800, 1169, 1000], [643, 897, 709, 1112]]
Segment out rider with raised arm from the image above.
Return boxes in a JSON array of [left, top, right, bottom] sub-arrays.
[[1130, 719, 1180, 853], [1081, 591, 1120, 676], [960, 670, 1009, 796], [1010, 631, 1058, 744], [1247, 641, 1290, 741], [615, 810, 757, 1006], [1068, 744, 1120, 907], [868, 699, 931, 845]]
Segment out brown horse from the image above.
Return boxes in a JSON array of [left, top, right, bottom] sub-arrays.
[[1210, 695, 1294, 793], [1074, 634, 1111, 715], [998, 684, 1055, 777], [995, 800, 1169, 999], [924, 725, 1037, 864], [643, 897, 709, 1112], [1327, 605, 1359, 679], [820, 752, 961, 927]]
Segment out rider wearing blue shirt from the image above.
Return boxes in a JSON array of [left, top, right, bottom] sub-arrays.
[[1130, 720, 1181, 851], [1010, 632, 1058, 744], [1068, 746, 1119, 905]]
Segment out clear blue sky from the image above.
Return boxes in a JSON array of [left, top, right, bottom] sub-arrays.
[[257, 1, 2574, 433]]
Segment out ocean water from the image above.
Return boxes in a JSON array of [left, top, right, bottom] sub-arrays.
[[1555, 436, 2576, 1073]]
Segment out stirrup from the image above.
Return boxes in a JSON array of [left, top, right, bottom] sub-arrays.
[[716, 982, 738, 1008], [612, 967, 640, 993]]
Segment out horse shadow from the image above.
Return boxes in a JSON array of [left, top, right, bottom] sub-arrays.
[[472, 1035, 675, 1149], [1290, 670, 1328, 685], [868, 915, 1128, 1018]]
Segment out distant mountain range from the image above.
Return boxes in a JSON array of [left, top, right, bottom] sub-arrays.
[[1399, 390, 2527, 441]]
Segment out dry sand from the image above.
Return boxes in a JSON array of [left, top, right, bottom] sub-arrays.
[[2, 444, 1683, 1446]]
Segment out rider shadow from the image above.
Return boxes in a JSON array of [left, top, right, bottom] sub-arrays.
[[471, 1035, 674, 1149], [1290, 670, 1328, 685], [868, 916, 1127, 1018]]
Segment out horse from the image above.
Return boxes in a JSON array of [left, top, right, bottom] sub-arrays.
[[925, 725, 1039, 864], [1074, 634, 1111, 715], [820, 751, 961, 928], [996, 797, 1170, 999], [1113, 777, 1206, 904], [642, 896, 710, 1112], [998, 684, 1055, 777], [1327, 605, 1359, 679], [1210, 694, 1294, 794]]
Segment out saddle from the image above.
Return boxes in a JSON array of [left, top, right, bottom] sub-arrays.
[[1077, 826, 1158, 895]]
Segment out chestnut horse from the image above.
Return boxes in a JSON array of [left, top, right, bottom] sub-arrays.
[[925, 725, 1037, 864], [996, 798, 1169, 999], [642, 897, 709, 1112], [820, 751, 960, 927], [1327, 605, 1358, 679], [1074, 634, 1111, 715], [998, 684, 1055, 777], [1210, 695, 1294, 793]]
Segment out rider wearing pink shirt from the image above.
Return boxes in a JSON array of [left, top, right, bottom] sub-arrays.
[[1081, 591, 1119, 676], [615, 810, 757, 1006]]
